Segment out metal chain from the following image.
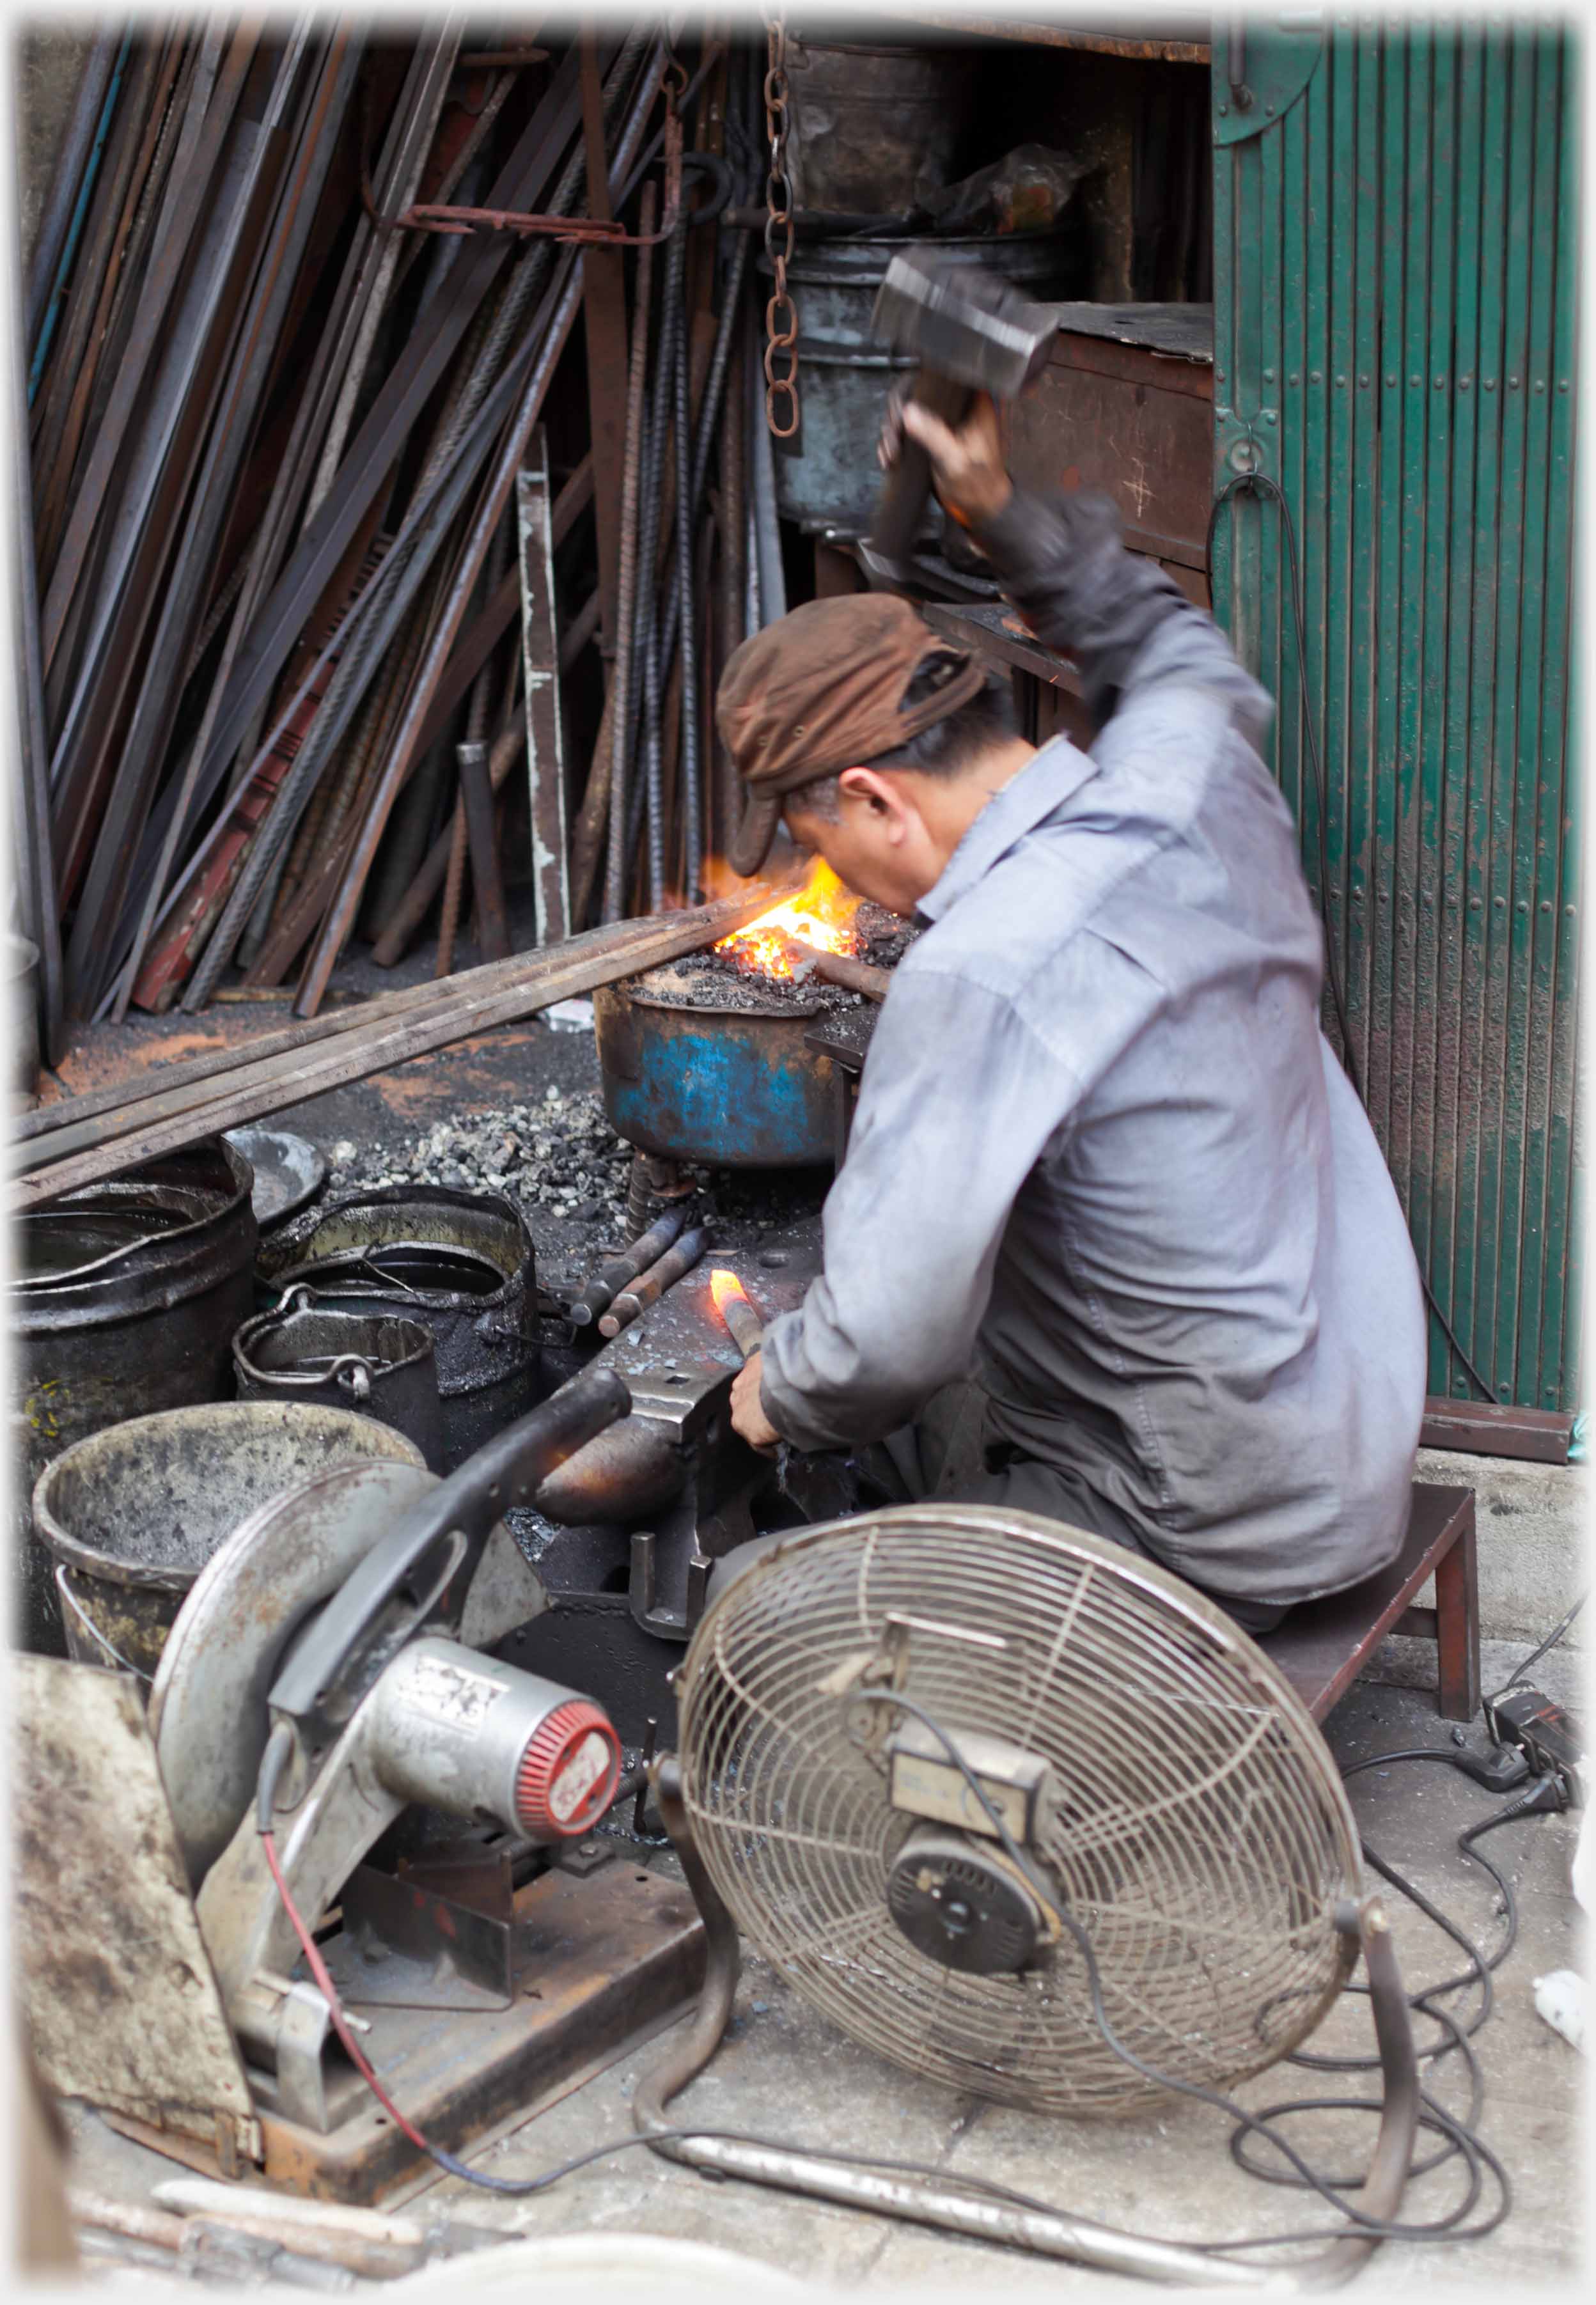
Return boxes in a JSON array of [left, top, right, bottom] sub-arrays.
[[762, 12, 799, 438]]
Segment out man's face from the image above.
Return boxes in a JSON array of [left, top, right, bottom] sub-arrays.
[[783, 770, 941, 918]]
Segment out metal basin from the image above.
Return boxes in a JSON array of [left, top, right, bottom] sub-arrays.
[[594, 978, 840, 1169], [32, 1400, 425, 1681], [233, 1297, 444, 1471], [12, 1137, 258, 1655]]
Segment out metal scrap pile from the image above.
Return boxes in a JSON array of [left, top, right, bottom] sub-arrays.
[[17, 22, 774, 1067]]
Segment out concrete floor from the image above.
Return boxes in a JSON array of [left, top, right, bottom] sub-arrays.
[[41, 948, 1590, 2299], [60, 1671, 1588, 2298]]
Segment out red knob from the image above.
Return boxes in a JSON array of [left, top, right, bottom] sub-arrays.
[[515, 1700, 622, 1838]]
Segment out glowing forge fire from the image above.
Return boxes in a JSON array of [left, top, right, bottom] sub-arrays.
[[713, 858, 862, 981]]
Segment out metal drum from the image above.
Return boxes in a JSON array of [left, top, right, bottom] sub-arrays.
[[760, 230, 1084, 536], [12, 1137, 258, 1655], [256, 1186, 542, 1470], [783, 36, 973, 216], [32, 1400, 425, 1682], [233, 1296, 444, 1471], [594, 978, 840, 1169]]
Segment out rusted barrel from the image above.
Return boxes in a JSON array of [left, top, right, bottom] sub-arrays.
[[32, 1400, 426, 1681], [783, 37, 973, 215], [12, 1138, 258, 1655], [256, 1185, 542, 1469], [233, 1295, 444, 1471]]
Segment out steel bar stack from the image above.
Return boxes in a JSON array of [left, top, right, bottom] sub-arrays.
[[16, 19, 771, 1031]]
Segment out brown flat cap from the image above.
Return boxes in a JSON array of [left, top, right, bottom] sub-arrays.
[[717, 594, 985, 873]]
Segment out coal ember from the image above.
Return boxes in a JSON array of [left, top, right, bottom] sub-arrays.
[[326, 1086, 632, 1233]]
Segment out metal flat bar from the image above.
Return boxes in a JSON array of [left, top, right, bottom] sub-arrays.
[[456, 740, 510, 963], [107, 29, 362, 1019], [70, 28, 347, 1019], [296, 46, 664, 1015], [38, 20, 253, 669], [17, 895, 784, 1207], [188, 36, 599, 813], [27, 29, 131, 402], [51, 114, 284, 906], [25, 27, 120, 345], [577, 23, 629, 652], [11, 248, 66, 1066], [518, 440, 569, 944]]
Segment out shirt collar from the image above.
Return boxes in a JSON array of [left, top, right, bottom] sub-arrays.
[[916, 735, 1102, 923]]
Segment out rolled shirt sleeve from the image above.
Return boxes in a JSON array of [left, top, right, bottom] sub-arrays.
[[757, 964, 1083, 1451]]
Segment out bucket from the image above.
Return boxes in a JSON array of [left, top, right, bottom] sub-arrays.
[[256, 1186, 542, 1470], [233, 1295, 444, 1471], [32, 1400, 426, 1681], [783, 36, 974, 216], [6, 932, 40, 1104], [760, 230, 1084, 536], [12, 1137, 258, 1655]]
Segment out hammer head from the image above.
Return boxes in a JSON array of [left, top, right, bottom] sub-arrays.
[[870, 253, 1055, 400]]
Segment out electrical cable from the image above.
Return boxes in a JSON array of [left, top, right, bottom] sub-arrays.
[[251, 1698, 1544, 2261], [1494, 1592, 1586, 1691], [1207, 473, 1499, 1405]]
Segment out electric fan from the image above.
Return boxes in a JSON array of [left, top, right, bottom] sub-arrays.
[[634, 1504, 1420, 2285]]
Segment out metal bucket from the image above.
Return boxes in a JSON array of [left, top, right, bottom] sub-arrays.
[[233, 1296, 444, 1471], [594, 978, 840, 1169], [6, 932, 40, 1104], [761, 230, 1084, 536], [32, 1400, 426, 1681], [783, 37, 974, 216], [255, 1186, 542, 1470], [12, 1137, 259, 1656]]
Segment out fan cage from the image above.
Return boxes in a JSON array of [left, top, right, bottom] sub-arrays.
[[678, 1506, 1363, 2117]]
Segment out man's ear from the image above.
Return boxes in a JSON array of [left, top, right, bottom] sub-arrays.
[[836, 765, 909, 838]]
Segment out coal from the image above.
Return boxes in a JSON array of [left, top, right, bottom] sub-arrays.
[[325, 1086, 634, 1237]]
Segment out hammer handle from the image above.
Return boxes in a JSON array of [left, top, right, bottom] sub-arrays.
[[867, 366, 974, 569]]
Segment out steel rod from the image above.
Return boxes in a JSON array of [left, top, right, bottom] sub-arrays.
[[602, 178, 657, 921]]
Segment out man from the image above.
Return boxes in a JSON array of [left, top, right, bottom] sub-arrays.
[[717, 394, 1425, 1633]]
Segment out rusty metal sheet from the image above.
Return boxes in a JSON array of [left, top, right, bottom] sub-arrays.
[[517, 436, 570, 946], [13, 1654, 260, 2166]]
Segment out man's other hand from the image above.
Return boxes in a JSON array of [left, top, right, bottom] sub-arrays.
[[731, 1352, 781, 1453], [877, 387, 1013, 529]]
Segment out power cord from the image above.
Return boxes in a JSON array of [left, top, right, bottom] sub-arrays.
[[252, 1698, 1558, 2262], [1494, 1592, 1586, 1693], [1207, 472, 1498, 1405]]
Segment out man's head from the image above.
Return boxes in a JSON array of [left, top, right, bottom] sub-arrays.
[[717, 595, 1033, 915]]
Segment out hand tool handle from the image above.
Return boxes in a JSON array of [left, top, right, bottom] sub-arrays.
[[866, 365, 974, 570]]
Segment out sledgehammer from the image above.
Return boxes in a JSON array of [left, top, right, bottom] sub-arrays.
[[862, 253, 1055, 591]]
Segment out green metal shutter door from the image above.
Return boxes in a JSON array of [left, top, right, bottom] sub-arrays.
[[1211, 18, 1581, 1414]]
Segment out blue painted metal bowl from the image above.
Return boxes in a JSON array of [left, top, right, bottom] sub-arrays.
[[593, 978, 840, 1169]]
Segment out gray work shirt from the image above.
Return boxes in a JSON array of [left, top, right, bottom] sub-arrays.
[[758, 487, 1425, 1604]]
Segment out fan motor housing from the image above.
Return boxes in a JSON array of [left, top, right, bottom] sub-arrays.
[[886, 1828, 1042, 1975]]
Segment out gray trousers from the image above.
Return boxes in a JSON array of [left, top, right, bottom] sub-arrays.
[[872, 1382, 1291, 1638]]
